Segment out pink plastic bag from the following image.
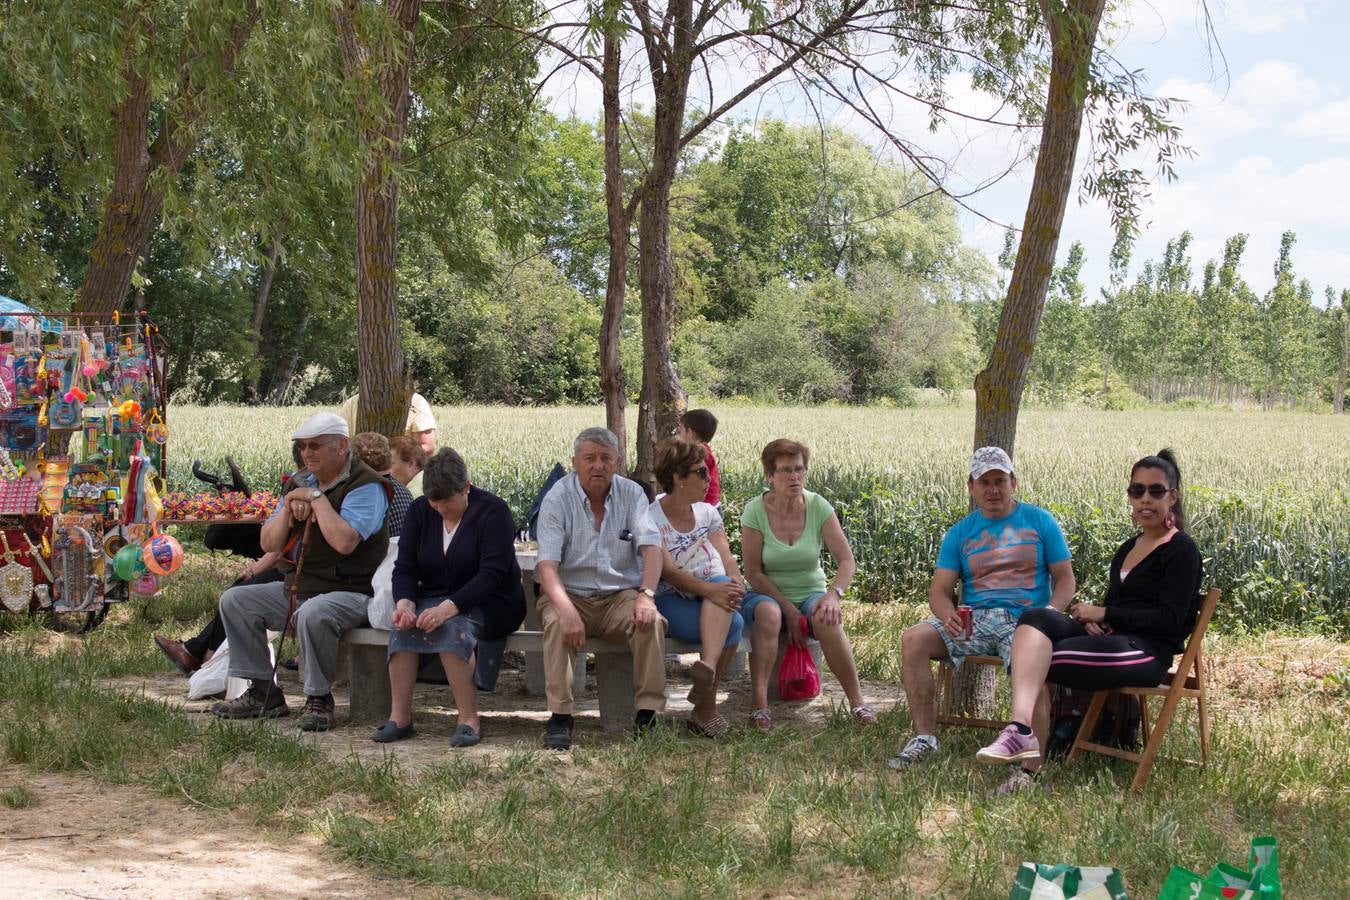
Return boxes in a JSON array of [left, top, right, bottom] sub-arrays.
[[776, 616, 821, 701]]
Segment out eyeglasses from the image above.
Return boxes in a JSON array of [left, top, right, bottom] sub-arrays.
[[683, 465, 709, 480], [1126, 483, 1172, 499], [294, 439, 333, 452], [775, 465, 807, 476]]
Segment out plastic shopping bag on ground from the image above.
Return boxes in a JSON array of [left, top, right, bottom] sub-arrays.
[[776, 616, 820, 701], [1008, 863, 1129, 900], [186, 635, 277, 700], [1156, 836, 1280, 900]]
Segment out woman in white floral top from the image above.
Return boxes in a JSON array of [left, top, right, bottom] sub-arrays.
[[650, 438, 746, 737]]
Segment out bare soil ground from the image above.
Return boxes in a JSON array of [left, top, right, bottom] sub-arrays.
[[97, 654, 902, 773], [0, 766, 439, 899]]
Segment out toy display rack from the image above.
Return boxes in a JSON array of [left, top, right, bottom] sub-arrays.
[[0, 309, 168, 628]]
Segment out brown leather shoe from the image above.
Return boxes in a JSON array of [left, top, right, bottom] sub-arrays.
[[154, 635, 202, 676]]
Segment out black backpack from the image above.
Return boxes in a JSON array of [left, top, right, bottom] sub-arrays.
[[1045, 686, 1143, 759]]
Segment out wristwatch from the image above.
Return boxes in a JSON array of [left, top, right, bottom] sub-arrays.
[[830, 585, 846, 600], [640, 587, 656, 599], [309, 489, 323, 501]]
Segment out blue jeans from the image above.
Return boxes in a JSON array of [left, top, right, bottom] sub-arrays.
[[654, 575, 745, 647], [739, 589, 828, 639]]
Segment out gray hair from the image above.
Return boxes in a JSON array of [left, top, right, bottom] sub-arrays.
[[423, 447, 469, 500], [573, 427, 621, 458]]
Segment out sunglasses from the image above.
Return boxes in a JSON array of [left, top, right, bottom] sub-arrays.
[[294, 439, 334, 452], [684, 465, 710, 480], [1127, 483, 1172, 499]]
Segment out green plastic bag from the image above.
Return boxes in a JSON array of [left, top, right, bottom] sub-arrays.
[[1156, 836, 1281, 900], [1009, 863, 1130, 900]]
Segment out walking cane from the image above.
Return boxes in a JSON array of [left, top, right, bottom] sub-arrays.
[[264, 517, 314, 707]]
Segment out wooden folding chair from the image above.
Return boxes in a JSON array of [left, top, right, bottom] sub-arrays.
[[1068, 587, 1219, 791], [936, 654, 1006, 730]]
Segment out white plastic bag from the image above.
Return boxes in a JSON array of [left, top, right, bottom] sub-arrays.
[[367, 542, 400, 631], [187, 636, 276, 700]]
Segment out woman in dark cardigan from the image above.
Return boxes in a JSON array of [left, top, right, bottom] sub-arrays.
[[372, 448, 525, 747], [973, 448, 1204, 793]]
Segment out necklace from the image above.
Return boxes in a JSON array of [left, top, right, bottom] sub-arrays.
[[0, 531, 33, 612]]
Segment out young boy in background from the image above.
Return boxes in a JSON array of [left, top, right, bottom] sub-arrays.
[[677, 408, 721, 507]]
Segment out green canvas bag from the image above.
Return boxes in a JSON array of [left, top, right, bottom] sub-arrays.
[[1156, 836, 1281, 900], [1009, 862, 1130, 900]]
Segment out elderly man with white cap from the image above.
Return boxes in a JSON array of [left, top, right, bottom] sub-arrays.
[[888, 446, 1075, 771], [339, 391, 437, 496], [211, 412, 390, 730]]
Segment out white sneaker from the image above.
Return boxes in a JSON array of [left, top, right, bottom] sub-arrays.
[[886, 735, 939, 769]]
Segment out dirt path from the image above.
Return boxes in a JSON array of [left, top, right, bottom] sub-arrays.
[[0, 767, 427, 899], [100, 657, 902, 773]]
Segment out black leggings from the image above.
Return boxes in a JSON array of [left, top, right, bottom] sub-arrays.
[[1016, 607, 1168, 692]]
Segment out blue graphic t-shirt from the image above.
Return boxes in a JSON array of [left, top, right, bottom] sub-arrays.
[[935, 501, 1071, 611]]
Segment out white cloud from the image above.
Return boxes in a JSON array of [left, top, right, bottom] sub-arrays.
[[1123, 0, 1316, 39], [1288, 97, 1350, 142]]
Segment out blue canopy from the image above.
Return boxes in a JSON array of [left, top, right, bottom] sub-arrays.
[[0, 295, 63, 332]]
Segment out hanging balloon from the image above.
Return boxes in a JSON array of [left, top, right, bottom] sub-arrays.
[[113, 543, 147, 581], [130, 572, 159, 596], [141, 533, 183, 576]]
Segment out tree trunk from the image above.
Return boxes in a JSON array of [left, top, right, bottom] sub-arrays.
[[632, 0, 695, 484], [599, 18, 630, 468], [337, 0, 421, 438], [973, 0, 1106, 455], [1337, 291, 1349, 414], [241, 234, 282, 403], [76, 2, 260, 314], [264, 311, 310, 404]]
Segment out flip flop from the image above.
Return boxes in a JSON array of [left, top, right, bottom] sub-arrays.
[[686, 659, 716, 706], [686, 713, 729, 738]]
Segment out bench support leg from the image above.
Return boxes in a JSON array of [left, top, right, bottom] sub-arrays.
[[347, 643, 391, 723], [595, 652, 635, 732], [525, 651, 587, 698]]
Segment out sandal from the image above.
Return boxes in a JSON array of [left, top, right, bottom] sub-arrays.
[[852, 705, 879, 726], [748, 707, 773, 732], [686, 713, 730, 738], [686, 659, 715, 706]]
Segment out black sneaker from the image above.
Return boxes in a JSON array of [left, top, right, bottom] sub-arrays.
[[634, 709, 659, 736], [210, 684, 288, 719], [299, 694, 336, 732], [542, 713, 573, 751]]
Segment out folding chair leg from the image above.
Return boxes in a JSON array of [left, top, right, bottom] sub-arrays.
[[1131, 691, 1185, 791], [1068, 691, 1109, 761], [1197, 694, 1210, 764]]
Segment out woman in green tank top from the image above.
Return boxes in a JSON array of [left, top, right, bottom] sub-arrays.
[[739, 439, 877, 730]]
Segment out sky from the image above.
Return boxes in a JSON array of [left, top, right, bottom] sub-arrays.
[[543, 0, 1349, 305]]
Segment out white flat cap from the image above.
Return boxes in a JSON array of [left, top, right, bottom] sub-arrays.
[[293, 411, 350, 440]]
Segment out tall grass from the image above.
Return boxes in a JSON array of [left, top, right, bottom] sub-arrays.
[[168, 405, 1349, 633]]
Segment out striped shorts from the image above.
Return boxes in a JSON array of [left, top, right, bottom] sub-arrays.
[[1017, 607, 1169, 691]]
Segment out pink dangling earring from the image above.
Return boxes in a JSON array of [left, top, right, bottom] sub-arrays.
[[1163, 509, 1176, 530]]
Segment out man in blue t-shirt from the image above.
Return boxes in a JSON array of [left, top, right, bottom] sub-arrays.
[[888, 446, 1075, 769]]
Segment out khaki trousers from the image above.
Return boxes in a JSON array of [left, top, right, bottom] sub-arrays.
[[537, 589, 667, 715]]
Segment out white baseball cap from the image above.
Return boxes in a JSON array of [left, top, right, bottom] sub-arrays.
[[969, 446, 1014, 480], [293, 412, 350, 440]]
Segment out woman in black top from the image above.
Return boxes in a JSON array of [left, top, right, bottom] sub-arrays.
[[372, 448, 525, 747], [973, 449, 1204, 788]]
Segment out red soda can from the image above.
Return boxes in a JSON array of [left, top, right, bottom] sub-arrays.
[[956, 605, 973, 640]]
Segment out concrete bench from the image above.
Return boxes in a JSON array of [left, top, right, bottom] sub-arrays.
[[340, 626, 822, 732]]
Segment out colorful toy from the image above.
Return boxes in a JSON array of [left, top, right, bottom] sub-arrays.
[[112, 542, 146, 581], [141, 532, 183, 576], [130, 572, 158, 596]]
